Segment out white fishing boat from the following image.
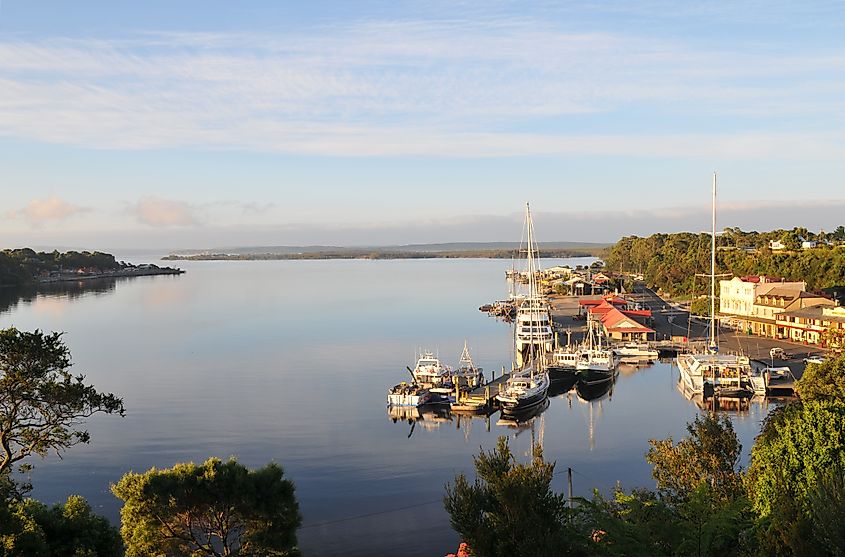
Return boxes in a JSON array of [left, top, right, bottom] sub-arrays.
[[576, 316, 617, 380], [411, 350, 453, 386], [387, 382, 434, 407], [676, 174, 753, 398]]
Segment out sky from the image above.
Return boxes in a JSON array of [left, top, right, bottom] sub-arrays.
[[1, 1, 844, 250]]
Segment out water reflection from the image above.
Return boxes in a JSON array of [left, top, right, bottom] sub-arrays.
[[677, 377, 772, 416], [0, 279, 117, 316]]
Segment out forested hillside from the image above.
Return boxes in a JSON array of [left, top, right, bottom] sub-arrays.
[[604, 227, 845, 297]]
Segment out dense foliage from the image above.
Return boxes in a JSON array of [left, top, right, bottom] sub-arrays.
[[444, 437, 586, 557], [0, 494, 123, 557], [0, 249, 122, 287], [646, 413, 744, 505], [604, 228, 845, 297], [795, 356, 845, 401], [112, 457, 302, 557], [0, 328, 124, 476]]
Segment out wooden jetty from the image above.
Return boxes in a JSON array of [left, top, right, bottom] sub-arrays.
[[451, 372, 511, 413]]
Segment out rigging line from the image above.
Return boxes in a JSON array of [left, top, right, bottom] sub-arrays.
[[299, 498, 442, 530]]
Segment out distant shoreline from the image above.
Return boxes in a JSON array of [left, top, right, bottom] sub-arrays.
[[162, 248, 606, 261]]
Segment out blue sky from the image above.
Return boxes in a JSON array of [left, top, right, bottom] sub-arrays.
[[1, 1, 844, 249]]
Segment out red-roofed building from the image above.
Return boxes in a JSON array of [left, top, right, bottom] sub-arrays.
[[597, 307, 655, 341]]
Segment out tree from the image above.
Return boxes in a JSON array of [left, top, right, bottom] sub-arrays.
[[645, 412, 743, 504], [444, 437, 586, 557], [112, 457, 301, 557], [747, 401, 845, 554], [0, 494, 123, 556], [0, 328, 124, 477], [794, 353, 845, 402]]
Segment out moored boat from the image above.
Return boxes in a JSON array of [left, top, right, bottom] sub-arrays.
[[411, 350, 453, 386], [387, 382, 433, 407]]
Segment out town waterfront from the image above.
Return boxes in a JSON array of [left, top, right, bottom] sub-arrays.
[[0, 258, 770, 556]]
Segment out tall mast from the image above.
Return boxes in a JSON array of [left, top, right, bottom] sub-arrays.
[[710, 172, 717, 351]]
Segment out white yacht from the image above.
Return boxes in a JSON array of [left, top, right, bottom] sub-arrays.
[[613, 343, 659, 361], [411, 350, 453, 386]]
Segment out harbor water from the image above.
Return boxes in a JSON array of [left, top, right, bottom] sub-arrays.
[[0, 258, 771, 556]]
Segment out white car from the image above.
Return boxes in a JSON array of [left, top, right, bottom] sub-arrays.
[[803, 355, 826, 365], [769, 347, 785, 359]]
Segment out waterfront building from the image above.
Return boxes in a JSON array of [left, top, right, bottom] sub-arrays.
[[719, 275, 810, 335], [776, 305, 845, 346]]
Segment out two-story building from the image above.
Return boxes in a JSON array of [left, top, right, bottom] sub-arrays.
[[776, 306, 845, 346], [719, 276, 806, 333]]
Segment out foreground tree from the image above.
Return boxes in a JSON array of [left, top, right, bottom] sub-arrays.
[[0, 328, 124, 477], [794, 353, 845, 402], [747, 400, 845, 554], [112, 457, 301, 557], [0, 494, 122, 556], [444, 437, 586, 557], [646, 412, 744, 504]]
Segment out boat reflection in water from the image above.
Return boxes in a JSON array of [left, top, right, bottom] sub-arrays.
[[548, 374, 579, 398], [575, 372, 617, 402], [676, 377, 772, 420], [496, 398, 550, 429], [387, 404, 494, 438]]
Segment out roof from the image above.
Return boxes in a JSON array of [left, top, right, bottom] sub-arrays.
[[579, 296, 627, 307], [599, 307, 655, 334], [777, 306, 845, 324]]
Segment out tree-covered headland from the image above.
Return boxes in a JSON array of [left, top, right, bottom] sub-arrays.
[[604, 227, 845, 298], [0, 249, 123, 287]]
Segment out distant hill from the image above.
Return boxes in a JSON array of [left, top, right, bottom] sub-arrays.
[[165, 241, 610, 258]]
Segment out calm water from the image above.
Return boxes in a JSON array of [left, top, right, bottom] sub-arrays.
[[0, 258, 771, 556]]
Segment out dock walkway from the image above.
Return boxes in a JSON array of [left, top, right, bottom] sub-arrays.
[[452, 373, 511, 412]]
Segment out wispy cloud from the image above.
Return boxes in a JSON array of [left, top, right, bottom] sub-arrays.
[[1, 20, 844, 157], [129, 196, 198, 227], [5, 196, 87, 223]]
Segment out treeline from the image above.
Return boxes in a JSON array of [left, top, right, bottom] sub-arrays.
[[162, 248, 601, 261], [0, 248, 122, 287], [604, 227, 845, 296], [446, 355, 845, 556]]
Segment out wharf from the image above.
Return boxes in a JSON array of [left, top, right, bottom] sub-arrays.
[[452, 373, 511, 413]]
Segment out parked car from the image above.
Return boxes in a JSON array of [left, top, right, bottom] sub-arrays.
[[803, 355, 826, 365], [769, 347, 786, 359]]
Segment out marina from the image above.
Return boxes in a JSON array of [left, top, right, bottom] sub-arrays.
[[0, 256, 816, 556]]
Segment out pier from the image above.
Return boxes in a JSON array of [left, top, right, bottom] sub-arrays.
[[451, 372, 511, 413]]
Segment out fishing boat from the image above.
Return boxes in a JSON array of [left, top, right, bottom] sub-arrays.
[[387, 382, 434, 407], [576, 316, 616, 381], [410, 350, 453, 386], [676, 174, 754, 398], [497, 203, 550, 415], [453, 340, 485, 389]]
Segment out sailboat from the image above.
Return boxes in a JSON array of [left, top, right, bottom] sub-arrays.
[[497, 203, 551, 415], [676, 173, 753, 398]]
